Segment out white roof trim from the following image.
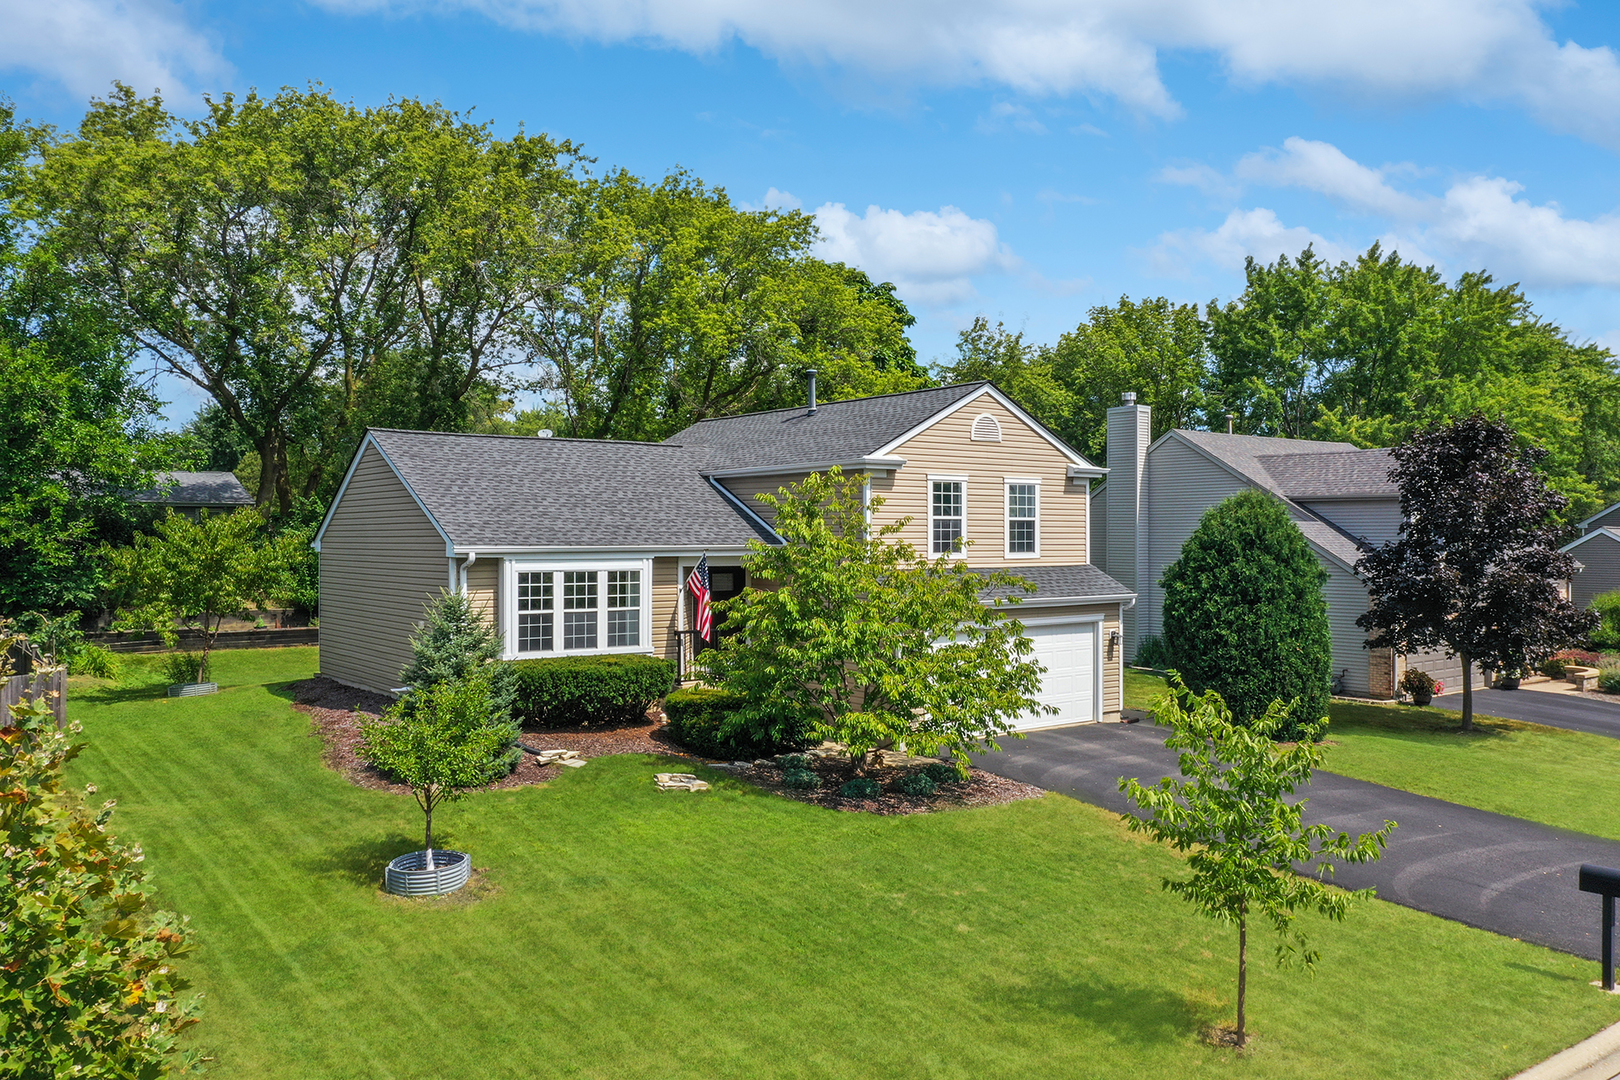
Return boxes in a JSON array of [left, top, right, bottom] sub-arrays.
[[1577, 501, 1620, 531], [1561, 527, 1620, 553], [705, 476, 784, 545], [706, 456, 907, 480], [991, 593, 1135, 608], [452, 545, 756, 557], [872, 384, 1095, 468], [312, 431, 456, 558]]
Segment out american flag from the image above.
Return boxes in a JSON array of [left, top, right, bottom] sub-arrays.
[[687, 555, 713, 642]]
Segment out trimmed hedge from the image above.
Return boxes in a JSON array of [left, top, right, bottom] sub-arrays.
[[663, 688, 814, 759], [508, 654, 674, 729]]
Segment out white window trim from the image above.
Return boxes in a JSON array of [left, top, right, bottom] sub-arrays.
[[501, 558, 654, 660], [927, 473, 969, 559], [1003, 477, 1041, 560]]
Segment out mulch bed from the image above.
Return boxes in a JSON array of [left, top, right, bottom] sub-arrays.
[[288, 675, 1044, 813]]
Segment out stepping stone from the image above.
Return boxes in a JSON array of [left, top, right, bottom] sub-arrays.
[[654, 773, 710, 791]]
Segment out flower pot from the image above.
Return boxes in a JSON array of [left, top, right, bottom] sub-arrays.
[[384, 850, 470, 897], [1411, 690, 1432, 707], [167, 682, 218, 697], [1497, 676, 1521, 690]]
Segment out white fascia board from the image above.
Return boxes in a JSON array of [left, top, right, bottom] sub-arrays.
[[1066, 464, 1109, 479], [452, 544, 757, 558], [311, 431, 456, 558], [1576, 501, 1620, 531], [872, 384, 1096, 468], [1561, 528, 1620, 553], [985, 593, 1136, 608], [706, 456, 908, 479], [706, 476, 784, 544]]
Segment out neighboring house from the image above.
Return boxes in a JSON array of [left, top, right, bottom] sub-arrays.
[[130, 470, 256, 518], [1562, 501, 1620, 609], [1092, 393, 1480, 699], [313, 381, 1132, 727]]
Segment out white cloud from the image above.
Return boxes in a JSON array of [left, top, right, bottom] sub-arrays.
[[975, 100, 1047, 135], [1154, 137, 1620, 289], [1149, 208, 1347, 277], [312, 0, 1620, 148], [1157, 162, 1241, 200], [810, 202, 1017, 306], [740, 186, 801, 212], [0, 0, 228, 102]]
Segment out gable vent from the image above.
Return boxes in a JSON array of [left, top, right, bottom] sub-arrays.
[[971, 413, 1002, 442]]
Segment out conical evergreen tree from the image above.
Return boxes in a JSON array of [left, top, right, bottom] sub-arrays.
[[399, 590, 520, 777]]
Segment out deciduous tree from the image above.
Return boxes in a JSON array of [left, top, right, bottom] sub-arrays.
[[699, 468, 1045, 770], [1120, 678, 1393, 1048], [1356, 414, 1595, 730]]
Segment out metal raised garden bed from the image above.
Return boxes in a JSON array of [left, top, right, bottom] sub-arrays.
[[385, 850, 471, 897]]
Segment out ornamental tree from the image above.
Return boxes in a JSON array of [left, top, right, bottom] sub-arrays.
[[0, 628, 202, 1074], [1356, 414, 1595, 731], [398, 589, 520, 779], [1160, 489, 1333, 741], [1120, 678, 1394, 1049], [105, 508, 303, 682], [358, 666, 508, 866], [698, 467, 1046, 771]]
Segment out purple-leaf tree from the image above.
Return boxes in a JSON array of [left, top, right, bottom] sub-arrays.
[[1355, 414, 1595, 731]]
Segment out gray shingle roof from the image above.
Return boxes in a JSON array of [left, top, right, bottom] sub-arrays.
[[1291, 518, 1364, 569], [131, 470, 255, 507], [1172, 430, 1362, 493], [1256, 449, 1397, 499], [664, 382, 991, 472], [974, 563, 1133, 603], [367, 429, 776, 550]]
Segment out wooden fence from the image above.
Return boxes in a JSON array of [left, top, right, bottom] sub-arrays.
[[86, 627, 319, 653], [2, 668, 67, 729]]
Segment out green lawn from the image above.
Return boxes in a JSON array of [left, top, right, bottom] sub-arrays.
[[1124, 668, 1620, 842], [65, 648, 1620, 1079]]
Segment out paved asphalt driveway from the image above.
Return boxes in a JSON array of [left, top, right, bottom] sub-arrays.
[[973, 721, 1620, 961], [1435, 686, 1620, 739]]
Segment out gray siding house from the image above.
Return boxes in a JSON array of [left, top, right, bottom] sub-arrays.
[[1563, 501, 1620, 609], [313, 382, 1133, 727], [1092, 394, 1479, 699]]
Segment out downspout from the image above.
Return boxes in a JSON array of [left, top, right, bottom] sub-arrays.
[[459, 551, 478, 594]]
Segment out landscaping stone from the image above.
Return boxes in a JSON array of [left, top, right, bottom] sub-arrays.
[[655, 772, 710, 791], [530, 748, 582, 764]]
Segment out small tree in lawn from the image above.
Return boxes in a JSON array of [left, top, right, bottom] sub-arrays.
[[1356, 414, 1596, 731], [1120, 678, 1394, 1049], [400, 589, 520, 778], [0, 625, 203, 1074], [358, 666, 508, 869], [106, 508, 302, 682], [1160, 489, 1333, 741], [699, 467, 1047, 772]]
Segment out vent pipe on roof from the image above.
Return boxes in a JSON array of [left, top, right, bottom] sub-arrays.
[[1225, 413, 1235, 435], [806, 369, 818, 415], [1121, 391, 1136, 406]]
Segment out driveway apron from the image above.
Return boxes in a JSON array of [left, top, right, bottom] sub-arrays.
[[1434, 687, 1620, 739], [973, 722, 1620, 960]]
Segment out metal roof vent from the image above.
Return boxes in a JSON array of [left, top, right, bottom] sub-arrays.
[[971, 413, 1002, 442]]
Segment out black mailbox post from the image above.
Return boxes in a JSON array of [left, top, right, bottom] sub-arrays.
[[1579, 864, 1620, 991]]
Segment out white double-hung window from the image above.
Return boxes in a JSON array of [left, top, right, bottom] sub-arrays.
[[930, 477, 966, 556], [508, 560, 650, 657], [1005, 479, 1039, 557]]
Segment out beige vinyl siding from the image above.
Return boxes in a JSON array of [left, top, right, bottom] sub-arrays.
[[880, 398, 1089, 566], [1303, 499, 1403, 548], [465, 559, 498, 625], [717, 473, 810, 526], [1004, 601, 1124, 721], [652, 556, 682, 663], [1138, 437, 1247, 650], [320, 445, 450, 694], [1572, 534, 1620, 608]]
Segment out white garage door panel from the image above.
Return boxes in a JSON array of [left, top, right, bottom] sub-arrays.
[[1015, 621, 1099, 730]]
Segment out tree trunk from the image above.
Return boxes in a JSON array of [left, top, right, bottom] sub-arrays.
[[254, 431, 283, 510], [198, 612, 214, 684], [424, 795, 435, 871], [1460, 653, 1474, 733], [1236, 903, 1248, 1048]]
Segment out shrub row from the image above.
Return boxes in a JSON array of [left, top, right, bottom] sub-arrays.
[[508, 654, 674, 729], [662, 688, 814, 759]]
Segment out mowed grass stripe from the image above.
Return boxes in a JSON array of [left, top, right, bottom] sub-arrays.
[[64, 648, 1620, 1079]]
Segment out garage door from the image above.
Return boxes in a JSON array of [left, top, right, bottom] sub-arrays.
[[1014, 621, 1100, 730]]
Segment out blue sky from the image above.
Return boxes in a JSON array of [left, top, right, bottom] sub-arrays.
[[5, 0, 1620, 424]]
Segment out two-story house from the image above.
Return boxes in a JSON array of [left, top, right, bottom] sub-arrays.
[[313, 381, 1133, 727]]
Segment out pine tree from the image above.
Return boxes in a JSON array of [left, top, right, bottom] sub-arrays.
[[399, 590, 520, 777]]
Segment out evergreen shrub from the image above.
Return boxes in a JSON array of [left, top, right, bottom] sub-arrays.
[[781, 768, 819, 790], [1592, 591, 1620, 650], [839, 777, 882, 799], [1601, 668, 1620, 695], [510, 654, 674, 729], [401, 590, 520, 776], [891, 772, 937, 797], [662, 686, 812, 758], [1161, 490, 1333, 741], [922, 761, 967, 785], [1133, 634, 1174, 670]]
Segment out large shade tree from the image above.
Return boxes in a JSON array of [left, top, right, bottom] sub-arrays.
[[1356, 414, 1595, 730]]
